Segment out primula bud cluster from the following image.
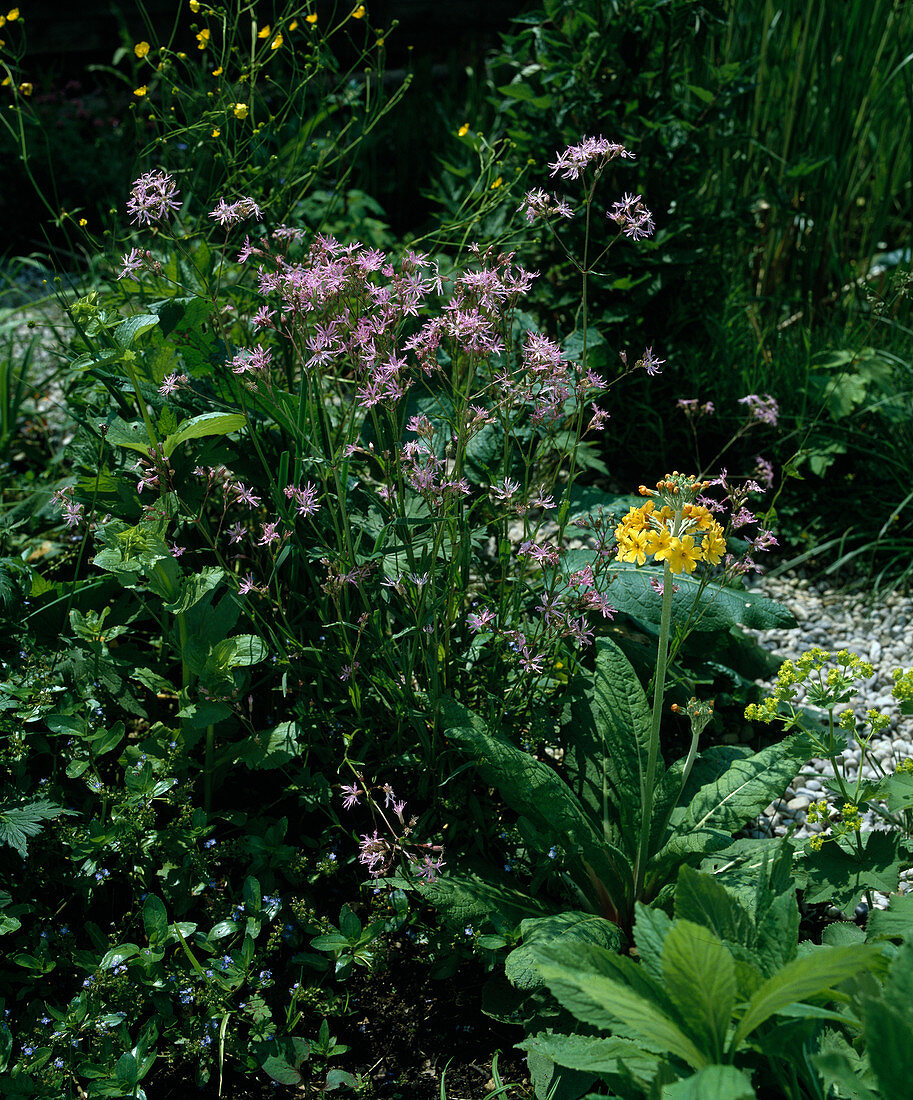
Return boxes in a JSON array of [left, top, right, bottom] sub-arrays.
[[614, 473, 725, 576]]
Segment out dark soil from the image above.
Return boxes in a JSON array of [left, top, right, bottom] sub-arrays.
[[145, 938, 534, 1099]]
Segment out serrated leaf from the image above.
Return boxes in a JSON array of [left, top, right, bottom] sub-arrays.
[[732, 945, 884, 1049], [867, 891, 913, 942], [662, 1064, 756, 1099], [162, 412, 246, 458], [661, 921, 736, 1062], [416, 872, 550, 929], [103, 418, 152, 456], [518, 1031, 659, 1078], [162, 567, 224, 614], [536, 953, 708, 1070], [632, 902, 674, 981], [861, 997, 913, 1096], [506, 911, 621, 991], [802, 831, 906, 910], [0, 798, 73, 857], [238, 722, 302, 770]]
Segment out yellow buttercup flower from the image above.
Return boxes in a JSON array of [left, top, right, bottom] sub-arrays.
[[0, 17, 5, 29], [212, 65, 222, 76], [78, 218, 87, 227], [134, 41, 150, 58], [6, 7, 18, 19], [196, 28, 210, 49], [211, 127, 220, 137], [233, 102, 248, 119], [257, 24, 270, 38], [305, 12, 317, 23], [189, 0, 200, 11], [458, 123, 469, 137], [1, 76, 11, 86], [270, 33, 282, 49], [18, 81, 32, 95], [490, 176, 503, 189], [351, 4, 366, 17], [133, 84, 147, 97]]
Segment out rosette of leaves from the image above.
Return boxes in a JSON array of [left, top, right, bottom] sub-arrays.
[[440, 636, 814, 937], [516, 855, 888, 1100]]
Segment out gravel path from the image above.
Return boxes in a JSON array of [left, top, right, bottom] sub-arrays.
[[743, 570, 913, 908]]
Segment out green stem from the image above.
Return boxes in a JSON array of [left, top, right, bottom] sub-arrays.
[[633, 559, 675, 900], [204, 724, 215, 813]]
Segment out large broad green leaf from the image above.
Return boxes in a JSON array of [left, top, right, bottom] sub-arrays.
[[731, 944, 885, 1049], [519, 1032, 660, 1078], [685, 734, 812, 834], [535, 952, 709, 1071], [801, 831, 907, 910], [162, 412, 246, 458], [662, 1065, 756, 1100], [586, 637, 654, 839], [562, 551, 795, 632], [442, 699, 634, 912], [505, 911, 622, 991], [237, 722, 302, 770], [104, 417, 154, 456]]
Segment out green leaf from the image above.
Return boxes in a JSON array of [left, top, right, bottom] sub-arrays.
[[632, 903, 674, 981], [662, 1064, 756, 1099], [505, 911, 622, 992], [162, 567, 224, 614], [881, 771, 913, 813], [674, 865, 753, 949], [535, 944, 708, 1070], [103, 418, 153, 456], [238, 722, 302, 770], [801, 831, 906, 910], [732, 945, 884, 1049], [661, 921, 736, 1063], [443, 699, 634, 911], [415, 871, 550, 929], [142, 895, 168, 946], [685, 734, 812, 834], [563, 552, 794, 633], [518, 1031, 660, 1078], [861, 997, 913, 1096], [162, 412, 246, 458], [114, 1052, 138, 1090], [100, 943, 140, 969], [0, 798, 72, 857], [115, 314, 160, 349], [867, 891, 913, 942]]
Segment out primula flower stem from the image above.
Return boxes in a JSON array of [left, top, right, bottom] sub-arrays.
[[634, 559, 675, 901]]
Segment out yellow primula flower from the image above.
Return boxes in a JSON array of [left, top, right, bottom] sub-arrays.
[[270, 33, 282, 49], [666, 535, 702, 575], [233, 102, 248, 119], [196, 28, 210, 49], [134, 41, 150, 58], [18, 81, 32, 95], [646, 527, 674, 562], [458, 123, 469, 136], [257, 24, 270, 38], [351, 4, 366, 17], [212, 65, 222, 75], [618, 530, 650, 566], [700, 524, 726, 566]]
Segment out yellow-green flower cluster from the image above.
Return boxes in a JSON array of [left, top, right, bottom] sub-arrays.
[[614, 473, 725, 576], [892, 667, 913, 704], [745, 648, 876, 725]]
